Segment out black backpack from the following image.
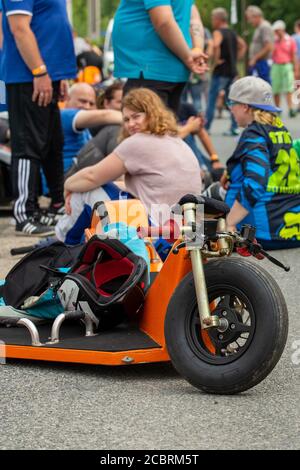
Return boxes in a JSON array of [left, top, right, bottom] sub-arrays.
[[0, 241, 83, 309], [57, 235, 148, 330]]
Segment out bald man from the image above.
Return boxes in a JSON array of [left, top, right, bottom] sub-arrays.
[[39, 82, 122, 226], [61, 83, 122, 174]]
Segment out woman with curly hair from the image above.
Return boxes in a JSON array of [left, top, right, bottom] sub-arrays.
[[56, 88, 202, 244]]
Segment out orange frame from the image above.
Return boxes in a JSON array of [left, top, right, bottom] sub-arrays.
[[4, 200, 193, 366], [4, 243, 191, 365]]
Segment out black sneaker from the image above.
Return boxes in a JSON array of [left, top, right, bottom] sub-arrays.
[[222, 129, 240, 137], [16, 218, 55, 237], [289, 109, 297, 118], [39, 204, 65, 226]]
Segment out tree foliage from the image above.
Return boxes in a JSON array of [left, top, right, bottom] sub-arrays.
[[101, 0, 120, 32], [72, 0, 300, 40], [72, 0, 87, 37]]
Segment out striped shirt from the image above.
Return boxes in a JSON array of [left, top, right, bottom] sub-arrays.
[[225, 120, 300, 241]]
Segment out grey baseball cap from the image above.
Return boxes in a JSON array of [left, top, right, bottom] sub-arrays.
[[229, 76, 281, 113], [272, 20, 286, 31]]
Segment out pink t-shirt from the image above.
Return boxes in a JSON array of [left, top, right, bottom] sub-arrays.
[[114, 133, 202, 217], [272, 34, 297, 64]]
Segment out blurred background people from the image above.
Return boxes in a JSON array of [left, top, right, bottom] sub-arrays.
[[181, 27, 213, 112], [246, 5, 274, 83], [1, 0, 77, 236], [112, 1, 207, 113], [205, 8, 247, 136], [271, 20, 298, 117]]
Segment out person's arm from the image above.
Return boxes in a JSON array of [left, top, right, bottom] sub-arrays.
[[211, 30, 223, 69], [190, 4, 205, 50], [0, 12, 3, 50], [7, 14, 52, 106], [237, 35, 247, 61], [249, 27, 274, 67], [226, 131, 270, 230], [148, 5, 207, 74], [205, 36, 214, 59], [74, 109, 122, 130], [291, 40, 299, 76], [293, 51, 299, 77], [178, 116, 202, 139], [295, 58, 300, 81], [226, 200, 249, 232], [64, 152, 126, 193], [249, 42, 273, 66], [197, 127, 224, 169]]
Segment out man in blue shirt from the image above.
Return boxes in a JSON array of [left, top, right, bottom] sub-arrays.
[[113, 1, 207, 113], [61, 83, 122, 174], [1, 0, 77, 236], [0, 0, 6, 113]]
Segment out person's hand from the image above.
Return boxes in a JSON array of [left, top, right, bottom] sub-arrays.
[[220, 171, 230, 190], [64, 190, 72, 215], [186, 116, 202, 134], [186, 48, 209, 75], [212, 160, 225, 170], [248, 58, 256, 68], [196, 112, 206, 127], [59, 80, 68, 102], [32, 74, 53, 106], [226, 224, 237, 233]]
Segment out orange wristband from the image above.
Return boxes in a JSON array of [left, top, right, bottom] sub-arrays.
[[191, 47, 203, 54], [32, 64, 47, 76]]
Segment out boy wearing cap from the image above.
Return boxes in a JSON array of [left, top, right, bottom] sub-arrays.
[[271, 20, 298, 117], [225, 76, 300, 249]]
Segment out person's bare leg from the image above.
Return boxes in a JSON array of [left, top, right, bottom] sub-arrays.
[[198, 127, 217, 157], [286, 92, 293, 110], [274, 94, 281, 108], [198, 127, 224, 169]]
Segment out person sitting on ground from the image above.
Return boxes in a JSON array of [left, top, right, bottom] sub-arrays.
[[65, 82, 124, 179], [40, 83, 122, 226], [177, 101, 224, 179], [61, 82, 122, 174], [89, 81, 123, 136], [55, 88, 202, 245], [293, 139, 300, 158], [224, 76, 300, 250]]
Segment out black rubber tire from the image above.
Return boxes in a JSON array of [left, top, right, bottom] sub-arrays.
[[165, 258, 289, 394]]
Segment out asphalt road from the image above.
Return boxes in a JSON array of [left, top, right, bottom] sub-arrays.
[[0, 109, 299, 450]]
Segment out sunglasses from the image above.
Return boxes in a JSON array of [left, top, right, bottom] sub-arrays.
[[226, 100, 242, 108]]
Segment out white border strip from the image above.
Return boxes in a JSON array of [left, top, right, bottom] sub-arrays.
[[6, 10, 33, 17]]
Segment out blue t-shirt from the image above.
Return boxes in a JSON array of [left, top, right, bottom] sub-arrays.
[[1, 0, 77, 83], [292, 33, 300, 59], [61, 109, 91, 173], [225, 120, 300, 242], [0, 0, 6, 111], [113, 0, 194, 83]]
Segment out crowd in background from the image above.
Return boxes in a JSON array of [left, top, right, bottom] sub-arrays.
[[0, 0, 299, 251]]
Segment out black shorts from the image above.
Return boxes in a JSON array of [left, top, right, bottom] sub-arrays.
[[124, 76, 186, 114], [6, 81, 63, 162]]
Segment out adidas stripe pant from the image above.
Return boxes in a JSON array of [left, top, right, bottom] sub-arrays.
[[7, 82, 64, 223]]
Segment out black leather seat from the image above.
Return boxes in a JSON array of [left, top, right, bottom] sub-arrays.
[[177, 194, 230, 218]]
